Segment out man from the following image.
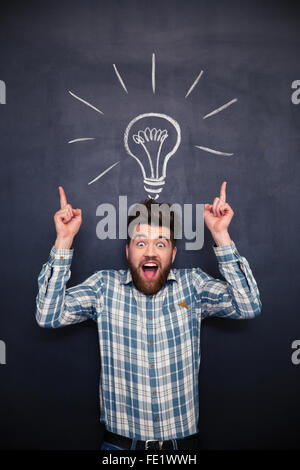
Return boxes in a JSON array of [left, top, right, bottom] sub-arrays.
[[35, 182, 262, 450]]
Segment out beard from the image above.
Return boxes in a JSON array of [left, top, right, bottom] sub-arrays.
[[127, 256, 173, 295]]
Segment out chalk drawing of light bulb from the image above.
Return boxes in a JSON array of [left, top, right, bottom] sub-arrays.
[[124, 113, 181, 199]]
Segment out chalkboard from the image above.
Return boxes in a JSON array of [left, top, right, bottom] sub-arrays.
[[0, 0, 300, 450]]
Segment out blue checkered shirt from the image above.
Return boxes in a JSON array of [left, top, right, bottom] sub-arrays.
[[35, 240, 262, 441]]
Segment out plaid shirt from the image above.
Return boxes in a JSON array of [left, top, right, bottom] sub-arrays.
[[35, 240, 261, 441]]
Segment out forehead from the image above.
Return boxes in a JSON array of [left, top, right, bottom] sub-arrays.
[[132, 223, 171, 240]]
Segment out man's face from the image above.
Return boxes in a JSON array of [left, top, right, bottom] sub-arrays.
[[126, 223, 177, 295]]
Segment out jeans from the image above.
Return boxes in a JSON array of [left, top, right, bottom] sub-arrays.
[[101, 441, 126, 450]]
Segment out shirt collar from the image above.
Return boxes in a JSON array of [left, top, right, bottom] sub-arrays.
[[120, 268, 177, 285]]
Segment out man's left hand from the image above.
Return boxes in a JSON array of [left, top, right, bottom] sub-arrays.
[[204, 181, 234, 246]]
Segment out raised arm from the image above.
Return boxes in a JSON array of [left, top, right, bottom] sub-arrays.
[[35, 187, 100, 328], [196, 181, 262, 319]]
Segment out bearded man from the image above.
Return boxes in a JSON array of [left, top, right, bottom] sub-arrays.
[[35, 182, 262, 450]]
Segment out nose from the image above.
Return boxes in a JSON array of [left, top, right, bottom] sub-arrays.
[[144, 240, 157, 258]]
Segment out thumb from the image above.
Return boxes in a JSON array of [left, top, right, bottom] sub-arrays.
[[72, 208, 82, 216]]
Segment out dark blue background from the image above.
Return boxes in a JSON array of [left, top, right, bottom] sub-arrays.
[[0, 0, 299, 449]]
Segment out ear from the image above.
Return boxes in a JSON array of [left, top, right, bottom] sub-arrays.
[[171, 246, 177, 264]]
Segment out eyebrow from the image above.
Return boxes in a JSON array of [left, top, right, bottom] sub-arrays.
[[133, 234, 171, 243]]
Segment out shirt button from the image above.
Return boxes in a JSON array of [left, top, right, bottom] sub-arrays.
[[155, 416, 160, 421], [60, 256, 64, 260], [150, 340, 154, 345], [149, 316, 153, 321], [153, 391, 157, 395], [151, 364, 155, 368]]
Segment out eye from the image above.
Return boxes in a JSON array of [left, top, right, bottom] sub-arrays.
[[137, 241, 146, 247], [157, 242, 165, 248]]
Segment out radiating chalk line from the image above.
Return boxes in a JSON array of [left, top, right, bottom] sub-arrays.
[[203, 98, 237, 119], [185, 70, 204, 98], [113, 64, 128, 94], [152, 53, 155, 94], [88, 161, 120, 185], [68, 138, 96, 144], [195, 145, 233, 156], [68, 90, 104, 115]]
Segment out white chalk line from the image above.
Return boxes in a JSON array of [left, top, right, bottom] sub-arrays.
[[185, 70, 204, 99], [113, 64, 128, 94], [88, 161, 120, 185], [68, 138, 96, 144], [203, 98, 237, 119], [195, 145, 233, 156], [68, 90, 104, 115], [152, 53, 155, 94]]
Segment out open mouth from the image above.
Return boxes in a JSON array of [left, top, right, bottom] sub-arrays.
[[141, 262, 159, 280]]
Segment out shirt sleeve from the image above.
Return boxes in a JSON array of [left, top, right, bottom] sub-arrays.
[[193, 241, 262, 320], [35, 246, 102, 328]]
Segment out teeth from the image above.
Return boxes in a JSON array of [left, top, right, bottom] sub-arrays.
[[143, 263, 157, 267]]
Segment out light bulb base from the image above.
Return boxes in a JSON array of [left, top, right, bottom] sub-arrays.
[[143, 177, 165, 200]]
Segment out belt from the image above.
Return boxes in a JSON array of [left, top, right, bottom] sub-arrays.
[[104, 430, 200, 450]]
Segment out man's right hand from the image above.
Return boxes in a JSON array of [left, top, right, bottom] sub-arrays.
[[54, 186, 82, 249]]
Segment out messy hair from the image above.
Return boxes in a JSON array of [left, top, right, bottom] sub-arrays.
[[127, 198, 180, 248]]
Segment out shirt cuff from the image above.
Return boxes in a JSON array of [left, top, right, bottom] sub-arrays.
[[47, 245, 74, 267], [212, 240, 241, 263]]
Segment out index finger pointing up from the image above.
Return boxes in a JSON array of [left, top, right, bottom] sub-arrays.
[[58, 186, 68, 209], [220, 181, 227, 202]]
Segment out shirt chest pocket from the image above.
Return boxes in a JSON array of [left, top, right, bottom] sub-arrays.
[[159, 301, 191, 342]]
